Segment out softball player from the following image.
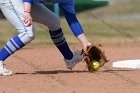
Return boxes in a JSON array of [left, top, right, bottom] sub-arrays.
[[0, 0, 83, 76], [24, 0, 92, 51], [24, 0, 85, 69], [23, 0, 92, 67]]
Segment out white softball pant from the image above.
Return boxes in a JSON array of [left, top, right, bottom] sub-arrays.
[[0, 0, 60, 44]]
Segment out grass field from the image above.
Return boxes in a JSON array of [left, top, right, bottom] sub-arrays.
[[0, 0, 140, 48]]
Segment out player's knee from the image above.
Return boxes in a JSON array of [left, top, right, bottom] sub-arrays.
[[26, 32, 35, 43], [24, 32, 35, 44], [19, 32, 35, 45], [28, 33, 35, 41], [48, 17, 61, 31]]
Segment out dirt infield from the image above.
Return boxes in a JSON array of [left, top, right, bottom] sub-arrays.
[[0, 43, 140, 93]]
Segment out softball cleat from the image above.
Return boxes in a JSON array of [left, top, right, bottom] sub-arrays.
[[64, 51, 83, 70], [0, 61, 12, 76]]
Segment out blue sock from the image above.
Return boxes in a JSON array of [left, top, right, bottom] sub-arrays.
[[49, 28, 73, 60], [0, 35, 25, 61]]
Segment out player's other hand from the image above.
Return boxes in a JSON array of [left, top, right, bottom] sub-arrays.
[[24, 11, 32, 27]]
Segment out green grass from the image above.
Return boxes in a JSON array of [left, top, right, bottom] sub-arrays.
[[0, 20, 17, 44], [0, 0, 140, 48], [92, 0, 140, 15]]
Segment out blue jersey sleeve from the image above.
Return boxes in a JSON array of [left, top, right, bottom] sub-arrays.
[[60, 4, 84, 37], [59, 0, 83, 37], [64, 10, 84, 37], [24, 0, 33, 4]]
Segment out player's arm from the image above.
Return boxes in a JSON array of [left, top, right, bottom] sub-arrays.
[[23, 0, 33, 26], [61, 7, 91, 51]]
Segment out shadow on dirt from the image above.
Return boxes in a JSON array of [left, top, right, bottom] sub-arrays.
[[15, 70, 89, 75], [34, 70, 89, 74], [14, 69, 138, 75]]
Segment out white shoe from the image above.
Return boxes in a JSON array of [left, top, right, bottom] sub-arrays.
[[64, 51, 83, 69], [0, 61, 12, 76]]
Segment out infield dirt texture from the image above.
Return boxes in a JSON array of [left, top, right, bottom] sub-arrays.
[[0, 43, 140, 93]]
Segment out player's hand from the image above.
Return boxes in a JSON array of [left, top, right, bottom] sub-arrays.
[[83, 42, 92, 52], [24, 11, 32, 27]]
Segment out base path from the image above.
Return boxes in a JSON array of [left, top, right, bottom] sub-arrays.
[[0, 43, 140, 93]]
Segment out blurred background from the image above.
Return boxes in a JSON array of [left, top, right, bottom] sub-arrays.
[[0, 0, 140, 48]]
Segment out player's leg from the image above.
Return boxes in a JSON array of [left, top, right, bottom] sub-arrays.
[[31, 3, 73, 60], [59, 0, 92, 51], [31, 3, 82, 69], [0, 0, 35, 75]]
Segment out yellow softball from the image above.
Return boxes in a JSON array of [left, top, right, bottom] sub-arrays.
[[91, 60, 100, 71]]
